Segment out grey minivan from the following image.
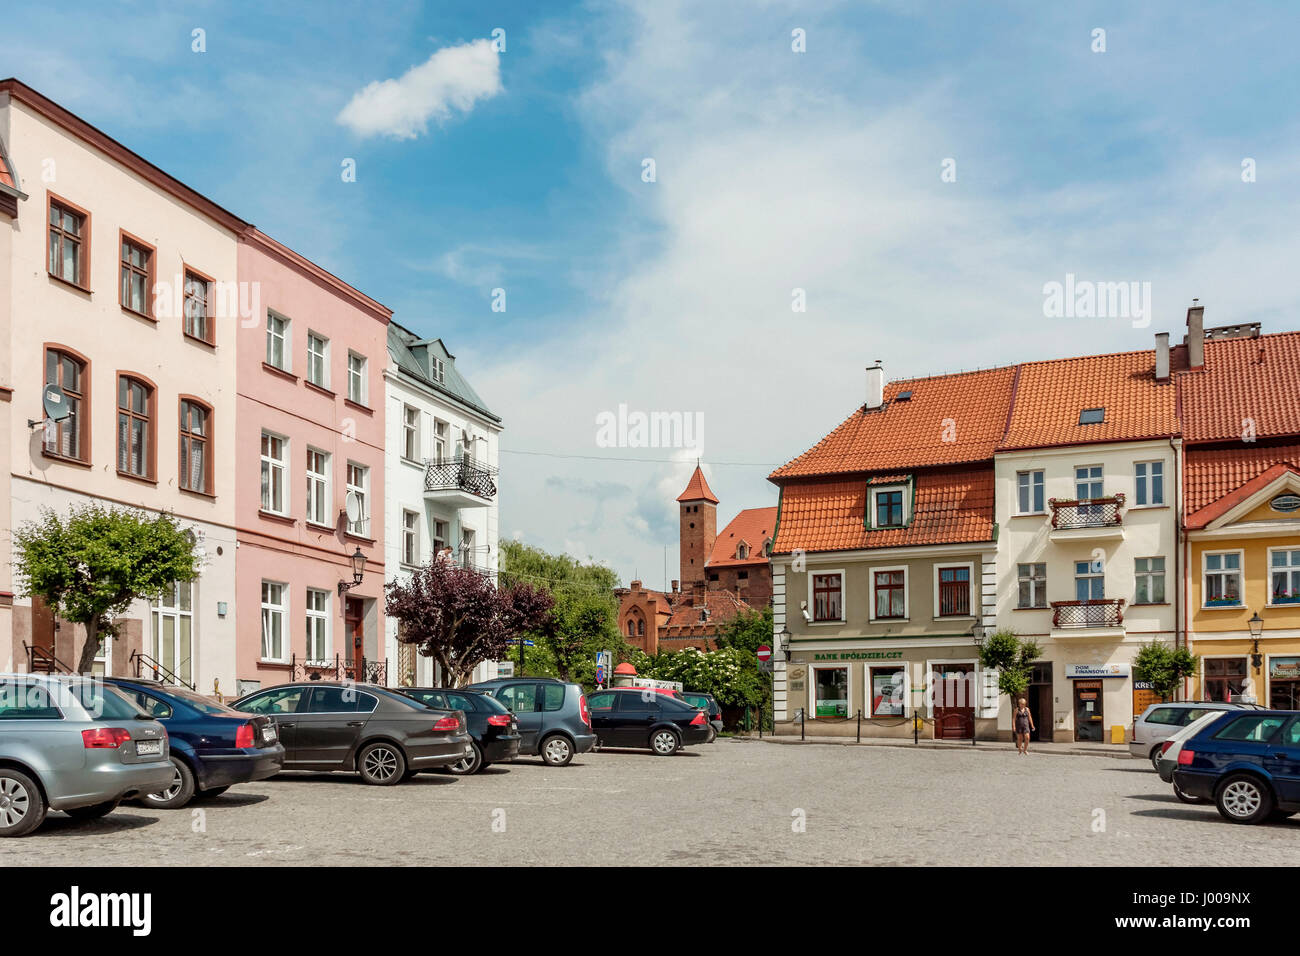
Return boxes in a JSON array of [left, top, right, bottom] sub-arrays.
[[466, 678, 597, 767], [0, 674, 173, 837]]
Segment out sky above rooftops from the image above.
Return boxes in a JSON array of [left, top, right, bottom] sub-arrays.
[[4, 0, 1300, 586]]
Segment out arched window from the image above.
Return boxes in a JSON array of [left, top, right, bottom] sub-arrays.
[[43, 346, 88, 462], [737, 542, 750, 560], [637, 618, 645, 637], [179, 397, 212, 494], [117, 373, 155, 480]]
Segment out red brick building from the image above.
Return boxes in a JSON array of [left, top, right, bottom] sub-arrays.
[[616, 465, 774, 653]]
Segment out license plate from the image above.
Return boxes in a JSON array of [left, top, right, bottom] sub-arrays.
[[261, 727, 277, 743], [136, 740, 162, 756]]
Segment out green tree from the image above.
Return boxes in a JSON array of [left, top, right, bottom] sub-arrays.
[[12, 504, 199, 674], [499, 540, 630, 681], [978, 630, 1042, 709], [1133, 641, 1198, 701], [713, 605, 774, 655]]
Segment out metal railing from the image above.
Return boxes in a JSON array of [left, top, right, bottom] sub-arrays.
[[23, 642, 73, 675], [290, 654, 388, 686], [423, 455, 498, 500], [1049, 494, 1125, 529], [128, 649, 196, 689], [1051, 598, 1126, 628]]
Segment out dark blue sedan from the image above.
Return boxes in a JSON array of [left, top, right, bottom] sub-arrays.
[[104, 678, 285, 808], [1172, 709, 1300, 824]]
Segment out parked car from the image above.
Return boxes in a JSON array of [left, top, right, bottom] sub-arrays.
[[587, 687, 712, 756], [0, 673, 174, 837], [681, 691, 723, 742], [465, 677, 596, 767], [394, 687, 520, 774], [1155, 710, 1231, 803], [1172, 709, 1300, 824], [104, 677, 284, 807], [231, 682, 471, 785], [1129, 701, 1257, 768]]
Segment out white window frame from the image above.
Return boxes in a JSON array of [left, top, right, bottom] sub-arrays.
[[1267, 547, 1300, 608], [866, 662, 908, 717], [402, 405, 421, 463], [1016, 469, 1045, 515], [261, 580, 288, 663], [1017, 562, 1047, 609], [1202, 549, 1245, 610], [346, 461, 370, 537], [870, 484, 909, 528], [306, 331, 329, 388], [432, 517, 450, 559], [806, 568, 847, 624], [932, 561, 975, 620], [305, 446, 330, 528], [460, 525, 477, 569], [1075, 464, 1103, 500], [433, 419, 449, 464], [347, 351, 367, 405], [266, 310, 290, 372], [305, 587, 331, 662], [1134, 460, 1165, 507], [402, 509, 420, 567], [807, 663, 853, 721], [1134, 556, 1167, 605], [869, 564, 909, 622], [260, 431, 289, 516]]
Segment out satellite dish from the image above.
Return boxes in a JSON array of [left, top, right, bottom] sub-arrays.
[[344, 491, 363, 524], [42, 383, 70, 423]]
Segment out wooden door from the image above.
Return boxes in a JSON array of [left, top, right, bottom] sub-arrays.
[[345, 597, 364, 667], [932, 664, 975, 739]]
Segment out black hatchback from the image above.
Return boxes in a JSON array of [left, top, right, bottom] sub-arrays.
[[587, 688, 712, 756], [396, 687, 521, 774], [231, 682, 472, 785]]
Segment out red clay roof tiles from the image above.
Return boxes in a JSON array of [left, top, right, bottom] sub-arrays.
[[1177, 332, 1300, 444], [676, 465, 719, 503], [707, 507, 778, 568], [1184, 443, 1300, 528]]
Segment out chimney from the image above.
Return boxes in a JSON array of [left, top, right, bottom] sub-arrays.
[[671, 579, 679, 594], [630, 579, 642, 591], [1154, 332, 1170, 381], [1186, 300, 1205, 370], [865, 362, 884, 410]]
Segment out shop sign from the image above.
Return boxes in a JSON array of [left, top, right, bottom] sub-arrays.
[[1065, 663, 1130, 679], [811, 651, 905, 661], [1133, 680, 1162, 714], [1269, 657, 1300, 680]]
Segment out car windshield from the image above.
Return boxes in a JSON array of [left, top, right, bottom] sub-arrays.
[[159, 686, 240, 716]]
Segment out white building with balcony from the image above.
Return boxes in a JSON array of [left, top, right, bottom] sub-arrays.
[[383, 321, 502, 687], [993, 341, 1183, 743]]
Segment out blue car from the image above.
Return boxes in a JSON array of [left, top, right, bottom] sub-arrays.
[[1172, 709, 1300, 825], [104, 678, 285, 808]]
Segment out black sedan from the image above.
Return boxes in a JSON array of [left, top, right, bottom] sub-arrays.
[[231, 682, 473, 785], [396, 687, 521, 775], [587, 688, 712, 756]]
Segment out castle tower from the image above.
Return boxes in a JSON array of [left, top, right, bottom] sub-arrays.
[[677, 464, 718, 591]]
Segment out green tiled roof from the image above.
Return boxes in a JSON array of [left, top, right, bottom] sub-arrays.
[[387, 321, 501, 424]]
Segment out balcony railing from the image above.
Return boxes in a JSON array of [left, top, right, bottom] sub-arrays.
[[424, 455, 498, 501], [1049, 494, 1125, 530], [290, 654, 388, 686], [1051, 599, 1125, 629]]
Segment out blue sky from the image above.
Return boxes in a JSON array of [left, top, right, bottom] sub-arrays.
[[5, 1, 1300, 587]]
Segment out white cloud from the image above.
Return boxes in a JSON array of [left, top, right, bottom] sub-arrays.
[[337, 39, 502, 140]]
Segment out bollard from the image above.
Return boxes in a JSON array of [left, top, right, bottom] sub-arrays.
[[856, 709, 861, 743], [801, 707, 806, 741]]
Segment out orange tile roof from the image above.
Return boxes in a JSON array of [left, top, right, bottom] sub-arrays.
[[769, 366, 1017, 480], [771, 468, 994, 554], [664, 589, 755, 629], [707, 507, 779, 568], [676, 464, 719, 503], [999, 349, 1178, 450], [1184, 443, 1300, 528], [1177, 332, 1300, 444]]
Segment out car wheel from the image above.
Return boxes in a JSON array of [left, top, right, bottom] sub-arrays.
[[63, 800, 119, 820], [540, 734, 574, 767], [0, 769, 47, 838], [706, 726, 718, 744], [141, 758, 196, 810], [650, 729, 680, 756], [1149, 746, 1163, 770], [1215, 774, 1274, 824], [1173, 782, 1207, 804], [448, 742, 483, 776], [198, 786, 230, 799], [358, 742, 406, 785]]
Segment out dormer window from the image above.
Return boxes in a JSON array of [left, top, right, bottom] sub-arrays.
[[871, 487, 907, 528], [763, 537, 773, 557], [432, 357, 446, 384], [736, 542, 750, 560], [1078, 407, 1105, 425]]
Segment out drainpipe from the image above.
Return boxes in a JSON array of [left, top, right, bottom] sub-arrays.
[[1170, 436, 1184, 698]]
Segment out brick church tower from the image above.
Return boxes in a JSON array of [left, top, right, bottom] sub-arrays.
[[677, 464, 718, 590]]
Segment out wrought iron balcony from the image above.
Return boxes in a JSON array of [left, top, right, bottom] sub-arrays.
[[291, 654, 388, 686], [423, 455, 498, 507], [1049, 494, 1125, 531], [1051, 599, 1125, 629]]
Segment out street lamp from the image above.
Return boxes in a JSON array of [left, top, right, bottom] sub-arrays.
[[1248, 611, 1264, 672], [338, 546, 367, 595], [776, 626, 792, 659]]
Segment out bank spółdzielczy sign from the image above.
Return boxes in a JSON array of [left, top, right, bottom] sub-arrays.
[[812, 651, 905, 661]]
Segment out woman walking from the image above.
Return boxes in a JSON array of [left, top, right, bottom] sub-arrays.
[[1014, 698, 1035, 754]]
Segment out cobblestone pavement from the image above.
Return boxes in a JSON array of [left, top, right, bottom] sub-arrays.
[[5, 738, 1296, 866]]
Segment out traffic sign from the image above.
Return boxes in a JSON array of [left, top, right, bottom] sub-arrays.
[[757, 644, 772, 662]]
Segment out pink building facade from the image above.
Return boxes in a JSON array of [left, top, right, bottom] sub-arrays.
[[234, 230, 391, 696]]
